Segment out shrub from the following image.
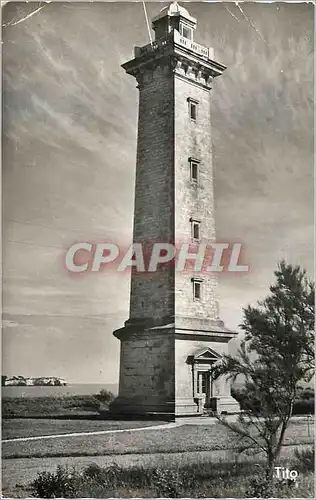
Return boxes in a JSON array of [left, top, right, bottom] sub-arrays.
[[292, 399, 314, 415], [300, 387, 314, 400], [29, 458, 312, 498], [293, 446, 315, 472], [245, 475, 275, 498], [231, 388, 315, 415], [30, 465, 83, 498], [94, 389, 115, 405], [83, 463, 125, 489], [151, 467, 182, 498], [84, 463, 107, 481], [30, 463, 184, 498], [2, 395, 103, 418]]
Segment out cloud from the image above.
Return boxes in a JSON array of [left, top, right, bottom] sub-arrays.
[[2, 1, 313, 382]]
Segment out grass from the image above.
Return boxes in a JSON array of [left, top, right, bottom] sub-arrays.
[[2, 416, 314, 497], [2, 418, 313, 460], [2, 418, 164, 440], [2, 443, 313, 497], [2, 393, 113, 419], [9, 456, 316, 498]]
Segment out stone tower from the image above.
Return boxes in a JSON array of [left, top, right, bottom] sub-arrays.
[[110, 2, 240, 417]]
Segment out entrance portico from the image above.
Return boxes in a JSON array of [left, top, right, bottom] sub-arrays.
[[191, 347, 220, 412]]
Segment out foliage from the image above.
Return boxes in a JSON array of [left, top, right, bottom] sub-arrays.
[[293, 398, 314, 415], [244, 473, 299, 499], [292, 446, 315, 472], [245, 474, 275, 498], [151, 467, 182, 497], [232, 387, 315, 415], [30, 463, 182, 498], [212, 261, 315, 480], [30, 465, 83, 498], [29, 460, 314, 498], [94, 389, 115, 404], [300, 387, 315, 399]]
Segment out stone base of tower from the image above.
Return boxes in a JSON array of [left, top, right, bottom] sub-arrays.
[[109, 396, 239, 419], [110, 319, 240, 420], [109, 396, 177, 420], [108, 397, 199, 419]]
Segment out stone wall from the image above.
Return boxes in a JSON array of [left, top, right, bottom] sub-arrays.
[[113, 329, 175, 413], [129, 66, 175, 324], [174, 74, 219, 322]]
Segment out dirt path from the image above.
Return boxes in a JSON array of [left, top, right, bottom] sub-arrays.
[[2, 421, 182, 444]]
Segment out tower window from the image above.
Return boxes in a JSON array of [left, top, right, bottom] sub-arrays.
[[187, 98, 199, 121], [191, 162, 198, 181], [191, 219, 201, 241], [180, 23, 193, 40], [192, 277, 203, 300], [193, 222, 199, 240], [190, 102, 197, 120], [189, 157, 200, 183], [194, 282, 201, 299]]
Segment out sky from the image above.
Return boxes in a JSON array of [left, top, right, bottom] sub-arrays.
[[2, 1, 314, 383]]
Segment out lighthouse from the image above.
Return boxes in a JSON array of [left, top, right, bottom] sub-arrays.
[[110, 2, 240, 418]]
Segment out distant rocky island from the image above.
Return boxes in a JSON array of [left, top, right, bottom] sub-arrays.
[[2, 375, 67, 386]]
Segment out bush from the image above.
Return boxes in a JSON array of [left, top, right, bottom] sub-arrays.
[[83, 463, 125, 489], [83, 464, 183, 496], [231, 387, 315, 415], [245, 475, 298, 498], [30, 463, 147, 498], [2, 395, 105, 418], [300, 387, 314, 400], [94, 389, 115, 405], [293, 446, 315, 472], [30, 465, 83, 498], [29, 459, 313, 499], [30, 463, 187, 498], [151, 467, 182, 498], [245, 475, 274, 498], [292, 399, 314, 415], [29, 462, 252, 498]]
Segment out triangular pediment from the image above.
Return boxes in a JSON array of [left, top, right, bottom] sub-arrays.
[[193, 347, 221, 360]]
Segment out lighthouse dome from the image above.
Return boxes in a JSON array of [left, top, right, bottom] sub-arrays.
[[152, 2, 196, 24], [161, 2, 190, 18]]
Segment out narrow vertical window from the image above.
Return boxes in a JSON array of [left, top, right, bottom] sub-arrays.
[[190, 101, 197, 120], [191, 162, 198, 182], [193, 222, 200, 240], [187, 97, 199, 121], [192, 277, 203, 300], [194, 282, 201, 299], [191, 218, 201, 241], [189, 157, 200, 184]]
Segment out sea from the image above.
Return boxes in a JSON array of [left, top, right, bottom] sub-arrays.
[[1, 383, 118, 398]]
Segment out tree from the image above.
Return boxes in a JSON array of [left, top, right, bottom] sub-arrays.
[[212, 260, 314, 492]]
